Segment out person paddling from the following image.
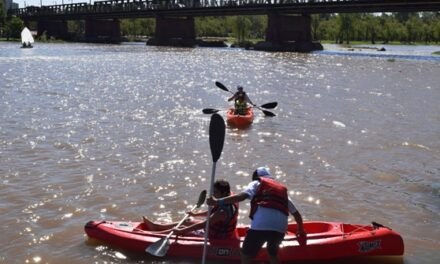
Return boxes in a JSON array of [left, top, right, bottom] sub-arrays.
[[143, 179, 238, 239], [228, 86, 255, 115]]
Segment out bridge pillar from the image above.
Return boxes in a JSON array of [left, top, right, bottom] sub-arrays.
[[37, 20, 69, 40], [147, 16, 196, 47], [85, 18, 121, 43], [255, 14, 322, 52]]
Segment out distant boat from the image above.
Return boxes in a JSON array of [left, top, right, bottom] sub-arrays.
[[21, 27, 34, 48]]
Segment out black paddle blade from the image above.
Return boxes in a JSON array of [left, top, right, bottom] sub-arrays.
[[197, 190, 207, 208], [262, 110, 276, 117], [215, 81, 229, 92], [202, 108, 219, 114], [209, 113, 225, 163], [260, 102, 278, 109]]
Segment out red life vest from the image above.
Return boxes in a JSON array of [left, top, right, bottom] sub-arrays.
[[209, 202, 239, 239], [249, 177, 289, 219]]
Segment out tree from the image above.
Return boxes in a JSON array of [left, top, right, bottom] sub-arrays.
[[4, 17, 24, 39], [196, 17, 228, 37], [433, 19, 440, 43], [337, 14, 355, 44], [381, 15, 400, 43], [316, 16, 339, 43], [247, 16, 266, 39], [0, 0, 5, 35], [311, 14, 320, 40], [232, 16, 252, 44], [364, 14, 381, 44], [68, 20, 85, 40], [120, 18, 155, 39], [405, 15, 424, 43]]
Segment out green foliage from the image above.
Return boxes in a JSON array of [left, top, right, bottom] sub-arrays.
[[337, 13, 354, 44], [226, 16, 265, 45], [4, 17, 24, 39], [231, 16, 252, 43], [68, 20, 85, 37], [1, 1, 6, 33], [246, 16, 267, 39], [315, 12, 440, 44], [121, 18, 155, 38], [196, 17, 229, 37]]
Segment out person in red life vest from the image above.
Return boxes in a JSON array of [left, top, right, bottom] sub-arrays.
[[207, 166, 306, 264], [143, 179, 238, 239]]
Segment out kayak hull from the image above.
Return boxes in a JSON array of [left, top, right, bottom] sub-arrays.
[[226, 107, 254, 128], [84, 220, 404, 262]]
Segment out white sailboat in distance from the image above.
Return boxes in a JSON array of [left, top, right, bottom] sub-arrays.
[[21, 27, 34, 48]]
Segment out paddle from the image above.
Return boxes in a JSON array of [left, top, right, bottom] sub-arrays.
[[201, 113, 226, 264], [203, 103, 276, 115], [145, 190, 207, 257], [202, 108, 221, 114], [214, 81, 277, 117], [260, 102, 278, 109]]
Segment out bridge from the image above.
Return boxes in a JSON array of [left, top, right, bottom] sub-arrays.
[[8, 0, 440, 51]]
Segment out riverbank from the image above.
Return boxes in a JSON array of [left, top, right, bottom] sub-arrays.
[[2, 38, 440, 55], [320, 43, 440, 58]]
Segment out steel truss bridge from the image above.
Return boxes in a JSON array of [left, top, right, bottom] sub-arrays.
[[9, 0, 440, 20]]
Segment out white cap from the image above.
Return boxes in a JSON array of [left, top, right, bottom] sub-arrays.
[[256, 166, 271, 177]]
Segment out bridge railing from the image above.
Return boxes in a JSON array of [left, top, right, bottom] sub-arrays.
[[8, 0, 296, 17]]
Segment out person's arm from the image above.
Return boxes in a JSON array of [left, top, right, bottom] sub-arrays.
[[288, 198, 306, 237], [292, 211, 306, 237], [228, 94, 236, 102], [173, 206, 229, 236], [188, 210, 208, 217], [244, 94, 255, 106], [207, 192, 249, 207], [173, 220, 206, 236]]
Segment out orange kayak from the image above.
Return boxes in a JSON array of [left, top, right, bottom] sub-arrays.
[[226, 107, 254, 128], [84, 220, 404, 262]]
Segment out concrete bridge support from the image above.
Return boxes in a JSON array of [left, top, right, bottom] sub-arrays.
[[255, 13, 323, 52], [147, 16, 196, 47], [85, 18, 121, 43], [37, 20, 69, 40]]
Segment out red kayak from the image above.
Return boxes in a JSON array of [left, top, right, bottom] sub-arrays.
[[226, 107, 254, 128], [84, 220, 404, 262]]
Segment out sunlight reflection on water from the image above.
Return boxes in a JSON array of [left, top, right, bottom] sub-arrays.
[[0, 42, 439, 264]]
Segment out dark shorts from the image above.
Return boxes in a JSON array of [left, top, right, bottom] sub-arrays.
[[241, 229, 285, 258]]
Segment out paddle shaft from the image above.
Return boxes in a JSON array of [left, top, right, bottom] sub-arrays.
[[165, 204, 198, 238], [149, 203, 197, 250], [202, 114, 225, 264], [202, 161, 216, 264]]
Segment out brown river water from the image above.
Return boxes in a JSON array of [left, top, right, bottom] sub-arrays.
[[0, 42, 439, 264]]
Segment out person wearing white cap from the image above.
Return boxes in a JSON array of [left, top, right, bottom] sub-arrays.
[[207, 166, 306, 264]]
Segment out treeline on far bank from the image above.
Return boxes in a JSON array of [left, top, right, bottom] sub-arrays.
[[130, 12, 440, 45], [2, 10, 440, 45]]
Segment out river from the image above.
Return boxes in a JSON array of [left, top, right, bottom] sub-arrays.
[[0, 41, 439, 264]]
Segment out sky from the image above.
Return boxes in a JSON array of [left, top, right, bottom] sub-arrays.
[[14, 0, 95, 8]]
